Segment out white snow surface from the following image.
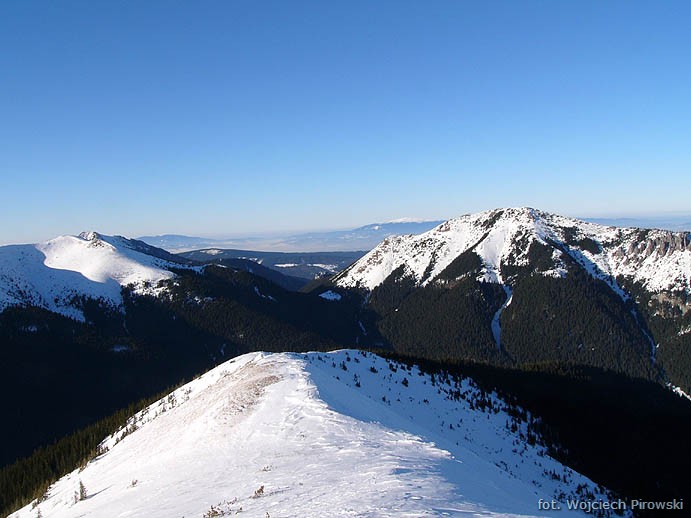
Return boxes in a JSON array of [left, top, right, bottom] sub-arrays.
[[12, 350, 613, 518], [254, 286, 277, 302], [0, 231, 193, 320], [310, 263, 339, 272], [667, 383, 691, 402], [319, 290, 342, 301], [387, 217, 438, 224], [491, 285, 513, 349], [335, 207, 691, 296]]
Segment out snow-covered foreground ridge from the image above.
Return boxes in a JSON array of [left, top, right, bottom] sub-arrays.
[[0, 231, 194, 320], [335, 207, 691, 296], [13, 350, 612, 518]]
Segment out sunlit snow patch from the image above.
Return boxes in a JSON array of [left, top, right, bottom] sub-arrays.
[[318, 290, 342, 301]]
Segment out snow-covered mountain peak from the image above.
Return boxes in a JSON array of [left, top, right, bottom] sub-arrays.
[[335, 207, 691, 296], [78, 230, 102, 242], [75, 231, 150, 253], [336, 208, 543, 290], [0, 232, 194, 321], [11, 350, 608, 517]]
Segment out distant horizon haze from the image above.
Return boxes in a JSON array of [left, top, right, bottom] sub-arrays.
[[1, 208, 690, 248]]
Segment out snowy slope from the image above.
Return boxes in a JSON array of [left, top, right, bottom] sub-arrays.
[[335, 207, 691, 297], [11, 350, 614, 518], [0, 231, 194, 321]]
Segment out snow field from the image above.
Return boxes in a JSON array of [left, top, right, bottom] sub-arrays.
[[13, 350, 610, 518]]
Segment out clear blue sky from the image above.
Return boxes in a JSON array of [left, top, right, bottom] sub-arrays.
[[1, 0, 690, 244]]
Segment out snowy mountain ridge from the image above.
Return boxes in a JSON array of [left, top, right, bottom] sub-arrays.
[[334, 207, 691, 297], [0, 231, 195, 321], [11, 350, 612, 518]]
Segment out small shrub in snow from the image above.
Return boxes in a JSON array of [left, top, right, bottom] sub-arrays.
[[203, 505, 224, 517], [73, 480, 88, 503], [79, 480, 88, 500], [202, 498, 239, 517], [32, 489, 48, 508]]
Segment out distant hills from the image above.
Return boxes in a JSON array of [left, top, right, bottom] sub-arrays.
[[138, 219, 445, 253], [179, 248, 366, 282], [585, 215, 691, 232], [137, 216, 691, 254]]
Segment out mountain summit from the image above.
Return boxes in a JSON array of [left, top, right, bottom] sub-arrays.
[[332, 208, 691, 391], [10, 350, 607, 518], [0, 232, 194, 321], [334, 207, 691, 295]]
